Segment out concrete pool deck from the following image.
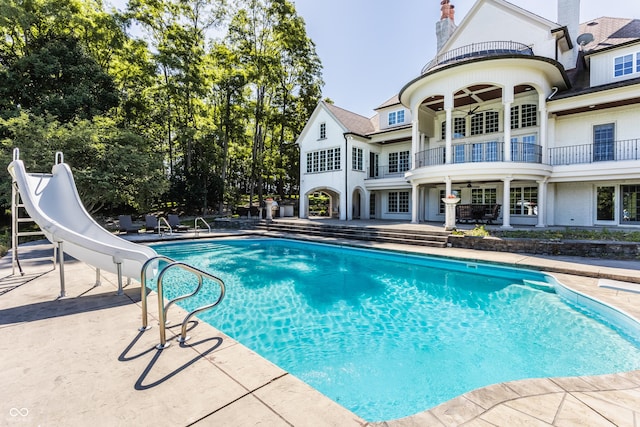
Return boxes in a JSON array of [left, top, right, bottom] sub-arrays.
[[2, 226, 640, 426]]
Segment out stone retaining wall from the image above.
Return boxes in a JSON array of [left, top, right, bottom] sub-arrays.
[[448, 236, 640, 259]]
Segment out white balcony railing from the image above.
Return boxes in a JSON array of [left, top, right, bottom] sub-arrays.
[[548, 139, 640, 165], [414, 141, 542, 168], [422, 41, 534, 73], [367, 165, 411, 180]]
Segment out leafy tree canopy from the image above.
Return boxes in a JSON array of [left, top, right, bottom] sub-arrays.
[[0, 112, 167, 213], [0, 34, 119, 122]]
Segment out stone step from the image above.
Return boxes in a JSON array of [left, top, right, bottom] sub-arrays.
[[254, 221, 450, 248], [257, 225, 448, 241]]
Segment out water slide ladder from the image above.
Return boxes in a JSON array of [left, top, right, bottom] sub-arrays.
[[140, 256, 226, 350], [11, 164, 57, 276]]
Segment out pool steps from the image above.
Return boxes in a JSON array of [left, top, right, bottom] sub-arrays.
[[255, 219, 450, 248], [522, 279, 556, 292]]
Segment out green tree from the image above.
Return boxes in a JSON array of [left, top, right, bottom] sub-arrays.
[[226, 0, 322, 207], [0, 34, 119, 122], [0, 113, 167, 213]]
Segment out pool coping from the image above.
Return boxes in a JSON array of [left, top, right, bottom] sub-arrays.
[[2, 232, 640, 426]]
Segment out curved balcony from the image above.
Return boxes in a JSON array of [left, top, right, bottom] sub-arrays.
[[414, 141, 542, 167], [422, 41, 534, 74]]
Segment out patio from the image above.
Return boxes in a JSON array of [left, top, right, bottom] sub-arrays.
[[2, 230, 640, 426]]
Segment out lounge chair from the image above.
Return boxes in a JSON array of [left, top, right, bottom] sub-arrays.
[[118, 215, 141, 234], [145, 215, 169, 233], [168, 214, 189, 232]]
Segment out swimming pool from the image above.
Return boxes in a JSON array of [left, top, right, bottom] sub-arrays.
[[150, 238, 640, 422]]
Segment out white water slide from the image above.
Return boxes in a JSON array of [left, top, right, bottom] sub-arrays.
[[8, 149, 157, 294]]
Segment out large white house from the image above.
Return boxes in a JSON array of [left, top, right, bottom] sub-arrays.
[[296, 0, 640, 228]]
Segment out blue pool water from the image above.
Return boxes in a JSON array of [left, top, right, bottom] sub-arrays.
[[150, 239, 640, 422]]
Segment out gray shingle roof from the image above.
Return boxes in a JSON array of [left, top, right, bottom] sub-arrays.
[[323, 101, 376, 136], [579, 17, 640, 53], [374, 94, 401, 110]]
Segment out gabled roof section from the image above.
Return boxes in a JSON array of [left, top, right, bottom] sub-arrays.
[[579, 17, 640, 54], [323, 102, 376, 136], [438, 0, 558, 54], [374, 94, 401, 111]]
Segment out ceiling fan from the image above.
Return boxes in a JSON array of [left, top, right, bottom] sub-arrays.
[[454, 105, 481, 116]]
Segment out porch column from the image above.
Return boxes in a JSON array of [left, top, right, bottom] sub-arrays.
[[503, 102, 512, 161], [539, 92, 548, 164], [411, 120, 419, 169], [503, 87, 514, 162], [444, 95, 454, 164], [536, 178, 548, 227], [419, 186, 426, 222], [411, 182, 419, 223], [445, 175, 452, 197], [501, 177, 513, 229]]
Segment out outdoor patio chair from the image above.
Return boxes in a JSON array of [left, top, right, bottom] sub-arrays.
[[145, 215, 169, 233], [118, 215, 141, 234], [168, 214, 189, 232]]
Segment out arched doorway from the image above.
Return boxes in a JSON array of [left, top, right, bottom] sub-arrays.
[[352, 188, 365, 219], [304, 187, 341, 218]]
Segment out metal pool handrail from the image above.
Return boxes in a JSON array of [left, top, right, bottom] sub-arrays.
[[194, 217, 211, 236], [158, 217, 172, 236], [156, 261, 226, 349], [139, 255, 175, 331]]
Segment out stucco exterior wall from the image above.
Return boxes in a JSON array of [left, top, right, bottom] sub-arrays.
[[553, 107, 638, 147], [554, 182, 593, 226]]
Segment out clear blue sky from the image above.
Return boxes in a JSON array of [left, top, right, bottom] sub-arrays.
[[109, 0, 640, 117], [292, 0, 640, 117]]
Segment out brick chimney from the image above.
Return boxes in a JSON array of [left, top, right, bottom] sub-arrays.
[[558, 0, 580, 67], [436, 0, 457, 52]]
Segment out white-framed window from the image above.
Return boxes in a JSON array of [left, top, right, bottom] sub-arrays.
[[510, 186, 538, 215], [521, 104, 537, 128], [319, 122, 326, 139], [388, 191, 409, 213], [471, 188, 497, 205], [352, 146, 363, 171], [441, 117, 467, 139], [470, 111, 499, 136], [593, 123, 615, 162], [369, 193, 376, 218], [485, 111, 499, 133], [306, 147, 341, 173], [388, 110, 405, 126], [596, 186, 615, 221], [511, 135, 538, 162], [388, 150, 410, 174], [511, 104, 538, 129], [614, 54, 634, 77]]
